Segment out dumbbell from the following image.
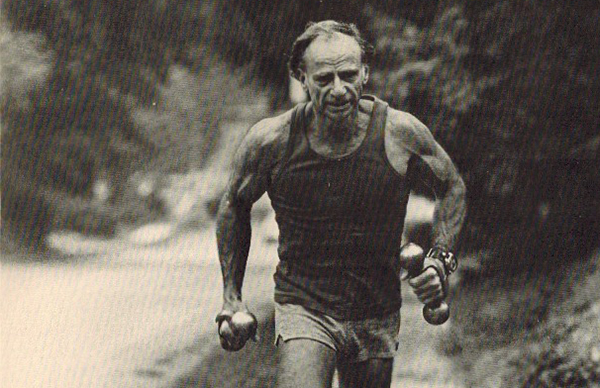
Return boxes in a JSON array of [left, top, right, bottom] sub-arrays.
[[399, 243, 450, 325]]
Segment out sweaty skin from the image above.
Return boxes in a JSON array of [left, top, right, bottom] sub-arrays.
[[216, 105, 467, 315], [216, 114, 291, 315]]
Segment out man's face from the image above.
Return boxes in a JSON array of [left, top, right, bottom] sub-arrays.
[[299, 32, 369, 121]]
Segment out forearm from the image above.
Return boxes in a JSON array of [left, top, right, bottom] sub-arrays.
[[216, 196, 252, 307], [432, 176, 467, 251]]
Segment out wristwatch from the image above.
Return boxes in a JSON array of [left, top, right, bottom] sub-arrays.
[[426, 247, 458, 275]]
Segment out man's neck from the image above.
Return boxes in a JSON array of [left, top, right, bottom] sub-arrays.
[[314, 111, 359, 142], [307, 104, 369, 156]]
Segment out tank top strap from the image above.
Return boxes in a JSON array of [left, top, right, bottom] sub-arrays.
[[363, 96, 389, 149], [285, 102, 309, 160]]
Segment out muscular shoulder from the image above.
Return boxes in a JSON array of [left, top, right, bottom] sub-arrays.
[[238, 109, 293, 166], [385, 107, 437, 157], [224, 109, 294, 206], [385, 106, 459, 187]]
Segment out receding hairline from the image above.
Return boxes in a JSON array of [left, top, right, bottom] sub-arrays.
[[303, 32, 363, 62], [288, 20, 372, 79], [307, 31, 363, 51]]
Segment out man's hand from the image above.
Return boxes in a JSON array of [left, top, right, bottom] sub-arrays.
[[216, 308, 258, 352], [408, 267, 445, 306]]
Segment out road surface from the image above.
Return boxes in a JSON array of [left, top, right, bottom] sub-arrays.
[[1, 196, 464, 388]]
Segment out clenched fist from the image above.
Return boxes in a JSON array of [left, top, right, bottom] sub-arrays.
[[408, 267, 445, 306], [216, 310, 258, 351]]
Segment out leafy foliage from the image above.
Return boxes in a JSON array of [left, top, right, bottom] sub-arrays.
[[2, 0, 599, 257], [365, 1, 600, 261], [447, 251, 600, 388], [0, 0, 258, 244]]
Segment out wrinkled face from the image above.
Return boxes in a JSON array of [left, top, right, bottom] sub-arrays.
[[299, 32, 369, 121]]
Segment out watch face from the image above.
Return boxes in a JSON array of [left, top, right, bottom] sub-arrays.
[[445, 255, 458, 273]]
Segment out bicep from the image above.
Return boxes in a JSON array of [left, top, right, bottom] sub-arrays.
[[416, 144, 459, 195], [401, 116, 461, 195], [222, 128, 272, 210]]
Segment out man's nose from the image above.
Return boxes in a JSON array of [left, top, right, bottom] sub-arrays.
[[331, 76, 345, 96]]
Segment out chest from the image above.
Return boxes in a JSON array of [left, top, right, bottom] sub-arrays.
[[306, 114, 371, 158], [270, 153, 410, 221]]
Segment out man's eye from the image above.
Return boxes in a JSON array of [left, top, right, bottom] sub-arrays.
[[341, 72, 359, 81], [315, 76, 332, 84]]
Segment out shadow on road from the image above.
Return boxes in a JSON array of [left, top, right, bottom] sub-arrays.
[[172, 304, 278, 388]]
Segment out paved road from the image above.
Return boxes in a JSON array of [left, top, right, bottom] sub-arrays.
[[2, 196, 463, 388], [1, 219, 278, 388]]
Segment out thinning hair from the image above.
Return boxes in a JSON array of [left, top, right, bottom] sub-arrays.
[[288, 20, 373, 80]]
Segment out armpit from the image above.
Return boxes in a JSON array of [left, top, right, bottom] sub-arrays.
[[384, 109, 433, 175], [385, 109, 456, 189]]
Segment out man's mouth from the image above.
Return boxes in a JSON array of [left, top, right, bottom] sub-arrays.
[[328, 101, 351, 111]]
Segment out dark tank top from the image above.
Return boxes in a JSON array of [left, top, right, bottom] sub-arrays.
[[268, 96, 412, 319]]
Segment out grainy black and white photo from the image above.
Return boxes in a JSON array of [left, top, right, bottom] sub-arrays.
[[1, 1, 599, 387]]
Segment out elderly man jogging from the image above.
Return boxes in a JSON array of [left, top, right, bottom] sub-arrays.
[[215, 20, 467, 388]]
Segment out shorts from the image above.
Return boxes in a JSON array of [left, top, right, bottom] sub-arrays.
[[274, 302, 401, 363]]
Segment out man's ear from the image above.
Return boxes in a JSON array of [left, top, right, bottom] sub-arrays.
[[362, 64, 370, 85]]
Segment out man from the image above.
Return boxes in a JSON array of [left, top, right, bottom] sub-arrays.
[[216, 21, 467, 388]]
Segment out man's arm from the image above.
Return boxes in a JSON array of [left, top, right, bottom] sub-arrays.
[[387, 110, 467, 306], [389, 111, 467, 250], [413, 135, 466, 252], [216, 116, 288, 312]]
